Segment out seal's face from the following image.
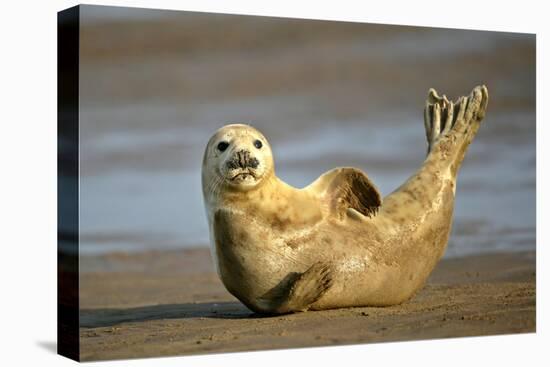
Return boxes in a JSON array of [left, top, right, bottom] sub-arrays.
[[202, 124, 274, 195]]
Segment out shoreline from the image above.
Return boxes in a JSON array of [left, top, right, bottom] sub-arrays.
[[79, 249, 536, 361]]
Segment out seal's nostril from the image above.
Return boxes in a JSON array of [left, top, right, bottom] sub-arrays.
[[249, 157, 260, 168], [227, 149, 259, 170]]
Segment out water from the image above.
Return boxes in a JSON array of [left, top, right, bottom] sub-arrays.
[[76, 7, 535, 257], [77, 109, 535, 257]]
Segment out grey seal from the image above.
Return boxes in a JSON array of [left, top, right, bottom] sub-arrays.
[[202, 85, 489, 314]]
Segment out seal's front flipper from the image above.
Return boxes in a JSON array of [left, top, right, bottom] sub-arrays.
[[254, 262, 334, 314], [329, 168, 382, 219], [308, 167, 382, 220]]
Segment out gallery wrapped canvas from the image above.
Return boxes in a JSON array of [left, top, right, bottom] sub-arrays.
[[58, 4, 536, 362]]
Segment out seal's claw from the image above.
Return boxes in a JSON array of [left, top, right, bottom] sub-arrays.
[[442, 100, 454, 135], [478, 85, 489, 121], [427, 88, 439, 104], [424, 88, 451, 153], [453, 96, 468, 132], [431, 103, 441, 144], [465, 86, 483, 124]]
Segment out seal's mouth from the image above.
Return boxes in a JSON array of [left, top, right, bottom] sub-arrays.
[[229, 170, 257, 183]]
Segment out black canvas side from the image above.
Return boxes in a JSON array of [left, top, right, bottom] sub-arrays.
[[57, 5, 80, 362]]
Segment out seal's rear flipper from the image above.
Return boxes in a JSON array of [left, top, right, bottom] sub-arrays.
[[424, 85, 489, 163], [254, 262, 334, 314]]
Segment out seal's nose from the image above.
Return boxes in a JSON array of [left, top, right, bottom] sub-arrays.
[[228, 149, 259, 169]]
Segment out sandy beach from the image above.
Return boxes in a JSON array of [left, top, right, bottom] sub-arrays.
[[79, 249, 535, 361]]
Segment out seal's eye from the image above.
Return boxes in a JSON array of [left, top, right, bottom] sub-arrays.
[[254, 140, 263, 149], [217, 141, 229, 152]]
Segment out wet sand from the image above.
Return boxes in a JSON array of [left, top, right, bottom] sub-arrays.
[[79, 249, 535, 361]]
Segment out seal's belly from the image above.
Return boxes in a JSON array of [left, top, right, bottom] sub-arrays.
[[212, 209, 306, 301], [212, 180, 455, 309], [213, 213, 372, 302]]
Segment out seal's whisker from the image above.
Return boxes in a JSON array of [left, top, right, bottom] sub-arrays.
[[208, 175, 224, 199]]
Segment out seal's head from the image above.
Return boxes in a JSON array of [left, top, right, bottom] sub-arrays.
[[202, 124, 274, 197]]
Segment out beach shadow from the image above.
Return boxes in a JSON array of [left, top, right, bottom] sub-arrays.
[[80, 302, 268, 328]]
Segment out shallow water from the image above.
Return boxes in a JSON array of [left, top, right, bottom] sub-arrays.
[[76, 113, 535, 257], [73, 7, 536, 257]]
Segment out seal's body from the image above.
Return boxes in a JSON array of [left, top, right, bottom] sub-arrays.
[[202, 86, 489, 314]]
